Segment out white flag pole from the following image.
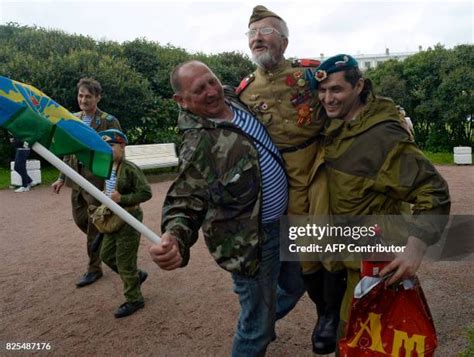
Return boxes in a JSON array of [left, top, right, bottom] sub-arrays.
[[33, 142, 161, 244]]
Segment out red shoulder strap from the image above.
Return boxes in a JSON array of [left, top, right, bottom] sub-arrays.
[[293, 58, 321, 67], [235, 74, 255, 95]]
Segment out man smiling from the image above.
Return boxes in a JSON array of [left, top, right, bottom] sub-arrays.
[[52, 78, 121, 288], [238, 6, 346, 354], [150, 60, 305, 356], [310, 54, 450, 347]]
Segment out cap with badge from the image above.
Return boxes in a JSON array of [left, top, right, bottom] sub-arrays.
[[313, 54, 359, 83], [249, 5, 283, 26], [98, 128, 128, 145]]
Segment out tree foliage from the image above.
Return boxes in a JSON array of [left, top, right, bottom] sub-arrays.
[[0, 23, 255, 165], [367, 44, 474, 150], [0, 23, 472, 165]]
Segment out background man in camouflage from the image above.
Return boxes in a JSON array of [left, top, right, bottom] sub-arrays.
[[52, 78, 121, 288], [309, 54, 451, 346], [149, 60, 305, 356], [237, 5, 345, 354]]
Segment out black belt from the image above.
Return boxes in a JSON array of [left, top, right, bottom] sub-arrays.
[[279, 135, 319, 154]]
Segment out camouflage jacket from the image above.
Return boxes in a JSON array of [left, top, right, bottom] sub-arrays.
[[114, 159, 152, 212], [73, 108, 121, 133], [310, 96, 451, 245], [161, 91, 264, 276], [307, 96, 451, 323], [61, 108, 121, 189]]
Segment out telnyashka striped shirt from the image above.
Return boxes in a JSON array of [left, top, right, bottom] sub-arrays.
[[82, 115, 93, 127], [231, 105, 288, 223], [105, 168, 117, 197]]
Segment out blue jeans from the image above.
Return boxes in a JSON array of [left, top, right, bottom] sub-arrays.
[[231, 220, 305, 357], [14, 148, 32, 187]]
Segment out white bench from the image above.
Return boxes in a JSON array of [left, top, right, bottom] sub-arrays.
[[453, 146, 472, 165], [10, 159, 42, 186], [125, 143, 179, 170]]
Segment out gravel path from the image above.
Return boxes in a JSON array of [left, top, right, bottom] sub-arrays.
[[0, 165, 472, 356]]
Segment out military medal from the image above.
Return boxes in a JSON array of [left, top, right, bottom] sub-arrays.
[[286, 74, 296, 87], [297, 78, 306, 87], [254, 101, 269, 113], [291, 88, 312, 106], [297, 103, 312, 125], [293, 70, 303, 79]]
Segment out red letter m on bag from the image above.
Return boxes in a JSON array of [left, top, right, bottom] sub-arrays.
[[346, 312, 426, 356]]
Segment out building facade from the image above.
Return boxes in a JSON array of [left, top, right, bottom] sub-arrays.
[[315, 47, 421, 71]]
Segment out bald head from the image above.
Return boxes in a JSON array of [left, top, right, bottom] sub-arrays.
[[170, 60, 231, 119], [170, 60, 211, 94]]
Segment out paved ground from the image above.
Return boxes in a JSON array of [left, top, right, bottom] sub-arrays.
[[0, 165, 472, 356]]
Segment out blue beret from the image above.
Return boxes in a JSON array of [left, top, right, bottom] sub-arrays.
[[98, 129, 128, 145], [314, 54, 359, 82]]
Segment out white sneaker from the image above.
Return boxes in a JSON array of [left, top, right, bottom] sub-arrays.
[[30, 181, 40, 187], [15, 186, 31, 193]]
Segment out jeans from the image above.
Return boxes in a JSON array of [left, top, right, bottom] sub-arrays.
[[231, 220, 305, 357], [14, 148, 32, 187]]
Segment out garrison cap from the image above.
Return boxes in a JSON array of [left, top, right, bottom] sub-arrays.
[[249, 5, 283, 26], [314, 54, 359, 82], [99, 128, 128, 145]]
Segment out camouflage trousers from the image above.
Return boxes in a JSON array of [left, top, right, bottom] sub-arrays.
[[100, 210, 144, 303], [71, 188, 102, 274]]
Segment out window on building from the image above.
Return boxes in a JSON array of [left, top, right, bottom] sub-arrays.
[[364, 61, 371, 69]]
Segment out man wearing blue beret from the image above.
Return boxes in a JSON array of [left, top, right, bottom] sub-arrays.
[[308, 54, 451, 348]]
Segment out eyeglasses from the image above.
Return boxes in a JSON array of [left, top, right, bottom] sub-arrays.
[[245, 27, 282, 38]]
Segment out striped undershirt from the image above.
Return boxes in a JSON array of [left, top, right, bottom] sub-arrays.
[[82, 115, 93, 127], [231, 105, 288, 223], [105, 168, 117, 197]]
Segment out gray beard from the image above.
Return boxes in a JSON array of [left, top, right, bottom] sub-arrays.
[[252, 52, 279, 69]]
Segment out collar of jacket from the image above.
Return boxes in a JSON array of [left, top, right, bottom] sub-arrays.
[[177, 86, 251, 131], [323, 95, 401, 140], [78, 108, 103, 119], [76, 108, 104, 129], [255, 59, 289, 77]]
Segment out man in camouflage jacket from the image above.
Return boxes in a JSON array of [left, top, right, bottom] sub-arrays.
[[52, 78, 121, 288], [308, 54, 451, 347], [150, 60, 305, 356]]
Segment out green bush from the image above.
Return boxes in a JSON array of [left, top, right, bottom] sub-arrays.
[[0, 23, 256, 163], [2, 23, 472, 169]]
